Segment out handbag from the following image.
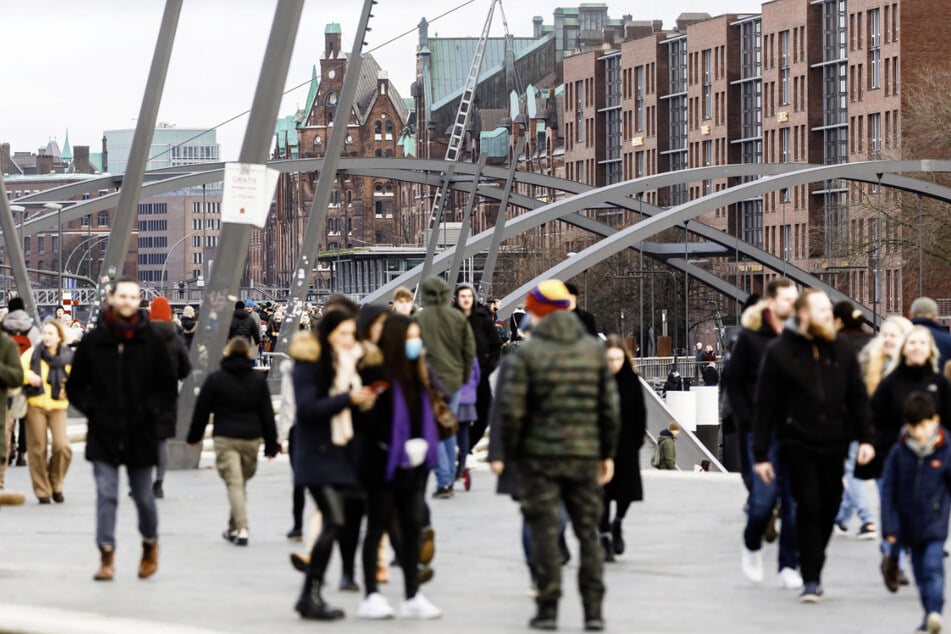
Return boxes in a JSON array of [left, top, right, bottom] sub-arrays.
[[427, 387, 458, 440]]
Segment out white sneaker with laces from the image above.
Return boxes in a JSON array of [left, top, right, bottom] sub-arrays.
[[358, 592, 395, 619], [778, 567, 803, 590], [399, 593, 443, 619], [741, 546, 764, 583]]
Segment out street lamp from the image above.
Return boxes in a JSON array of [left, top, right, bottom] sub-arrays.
[[43, 203, 63, 305]]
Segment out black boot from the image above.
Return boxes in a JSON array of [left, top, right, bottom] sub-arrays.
[[295, 575, 345, 620], [529, 602, 557, 631], [611, 518, 625, 555], [584, 604, 604, 631], [600, 533, 615, 563]]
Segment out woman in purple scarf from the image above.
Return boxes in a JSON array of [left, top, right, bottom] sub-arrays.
[[357, 314, 443, 621]]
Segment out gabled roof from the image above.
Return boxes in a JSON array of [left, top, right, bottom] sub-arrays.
[[428, 35, 553, 110], [350, 54, 410, 125]]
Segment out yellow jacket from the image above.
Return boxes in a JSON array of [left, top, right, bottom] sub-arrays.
[[21, 347, 71, 411]]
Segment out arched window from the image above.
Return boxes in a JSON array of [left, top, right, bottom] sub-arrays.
[[374, 183, 383, 193], [375, 149, 382, 157], [385, 121, 394, 134], [385, 149, 393, 157], [98, 211, 110, 227], [374, 121, 382, 134]]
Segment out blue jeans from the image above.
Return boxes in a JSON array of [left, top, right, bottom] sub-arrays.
[[910, 541, 945, 617], [434, 391, 461, 489], [93, 461, 158, 549], [744, 433, 799, 571], [835, 441, 874, 526]]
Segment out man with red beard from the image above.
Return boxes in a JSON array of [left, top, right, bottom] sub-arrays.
[[752, 288, 876, 604]]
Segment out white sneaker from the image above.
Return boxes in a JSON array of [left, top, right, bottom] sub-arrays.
[[358, 592, 395, 619], [927, 611, 944, 634], [399, 592, 443, 619], [234, 528, 248, 546], [741, 546, 764, 583], [778, 567, 803, 590]]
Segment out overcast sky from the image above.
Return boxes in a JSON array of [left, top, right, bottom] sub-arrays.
[[2, 0, 761, 164]]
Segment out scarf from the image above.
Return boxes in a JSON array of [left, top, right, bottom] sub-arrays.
[[31, 344, 73, 400], [101, 306, 143, 341], [386, 381, 439, 481], [329, 344, 363, 446]]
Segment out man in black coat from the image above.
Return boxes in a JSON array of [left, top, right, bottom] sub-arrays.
[[69, 278, 178, 582], [909, 296, 951, 371], [228, 300, 261, 346], [752, 288, 876, 603], [453, 284, 502, 457]]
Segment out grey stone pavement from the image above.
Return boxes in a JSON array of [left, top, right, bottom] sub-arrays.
[[0, 430, 940, 634]]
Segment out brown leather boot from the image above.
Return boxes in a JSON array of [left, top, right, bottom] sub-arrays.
[[94, 546, 115, 581], [138, 540, 158, 579]]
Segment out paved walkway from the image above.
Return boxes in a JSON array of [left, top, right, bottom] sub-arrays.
[[0, 444, 938, 634]]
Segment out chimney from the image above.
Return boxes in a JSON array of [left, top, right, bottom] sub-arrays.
[[377, 70, 388, 97], [101, 135, 109, 172], [74, 146, 91, 173], [36, 153, 53, 175], [533, 16, 544, 39]]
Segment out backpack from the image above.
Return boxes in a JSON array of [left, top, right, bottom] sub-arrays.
[[650, 441, 661, 468]]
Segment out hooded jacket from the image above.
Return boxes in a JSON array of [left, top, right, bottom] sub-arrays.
[[856, 362, 951, 480], [187, 354, 278, 457], [228, 309, 261, 345], [656, 429, 677, 470], [724, 301, 781, 434], [453, 284, 502, 376], [881, 425, 951, 545], [414, 276, 475, 393], [498, 310, 619, 461], [752, 323, 874, 462], [1, 310, 40, 347]]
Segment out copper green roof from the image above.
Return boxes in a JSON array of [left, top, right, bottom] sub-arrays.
[[325, 23, 341, 34], [303, 65, 319, 122], [60, 129, 72, 162], [480, 127, 509, 158], [429, 35, 553, 110], [273, 115, 299, 152], [89, 152, 103, 173]]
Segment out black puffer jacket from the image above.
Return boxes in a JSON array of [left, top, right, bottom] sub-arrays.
[[455, 303, 502, 376], [855, 362, 951, 480], [724, 302, 780, 435], [187, 355, 278, 456], [228, 309, 260, 345], [753, 325, 874, 462], [68, 309, 178, 467]]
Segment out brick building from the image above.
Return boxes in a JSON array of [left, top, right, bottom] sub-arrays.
[[260, 24, 411, 289]]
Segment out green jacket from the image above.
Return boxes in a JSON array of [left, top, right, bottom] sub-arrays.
[[499, 311, 619, 461], [0, 331, 24, 423], [414, 276, 475, 393], [657, 430, 677, 469]]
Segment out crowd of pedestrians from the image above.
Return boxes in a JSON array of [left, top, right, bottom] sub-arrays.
[[8, 270, 951, 634]]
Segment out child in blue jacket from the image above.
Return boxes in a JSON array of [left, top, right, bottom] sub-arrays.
[[881, 391, 951, 634]]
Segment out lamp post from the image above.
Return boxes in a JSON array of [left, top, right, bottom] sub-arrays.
[[44, 203, 63, 305]]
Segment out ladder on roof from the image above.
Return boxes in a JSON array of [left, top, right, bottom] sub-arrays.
[[418, 0, 500, 286]]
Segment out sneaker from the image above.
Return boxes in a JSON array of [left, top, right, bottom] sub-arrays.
[[432, 486, 453, 500], [152, 480, 164, 499], [926, 611, 944, 634], [881, 554, 901, 593], [234, 528, 249, 546], [834, 521, 849, 536], [857, 522, 877, 541], [286, 528, 303, 542], [222, 530, 237, 544], [778, 567, 803, 590], [741, 546, 764, 583], [399, 592, 442, 619], [357, 592, 395, 619], [900, 571, 911, 586], [799, 581, 824, 603]]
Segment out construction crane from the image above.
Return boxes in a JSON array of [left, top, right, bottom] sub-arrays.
[[417, 0, 506, 288]]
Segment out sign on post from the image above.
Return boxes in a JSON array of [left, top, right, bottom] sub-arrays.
[[221, 163, 280, 228]]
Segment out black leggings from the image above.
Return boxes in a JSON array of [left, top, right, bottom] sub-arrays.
[[363, 468, 427, 599], [599, 496, 632, 533], [337, 495, 365, 579], [306, 485, 348, 583]]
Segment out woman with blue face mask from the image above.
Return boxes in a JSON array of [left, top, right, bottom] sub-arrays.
[[356, 314, 443, 621]]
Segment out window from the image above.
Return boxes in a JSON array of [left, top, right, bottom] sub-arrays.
[[635, 66, 645, 132], [780, 30, 791, 105], [781, 128, 791, 162], [98, 211, 110, 227], [375, 201, 383, 218], [385, 121, 394, 139], [869, 112, 882, 155], [869, 9, 881, 89], [81, 214, 90, 227], [374, 121, 382, 137], [702, 50, 712, 119], [37, 236, 45, 253], [575, 80, 584, 144]]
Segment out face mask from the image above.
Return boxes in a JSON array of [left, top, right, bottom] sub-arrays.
[[405, 338, 423, 361]]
